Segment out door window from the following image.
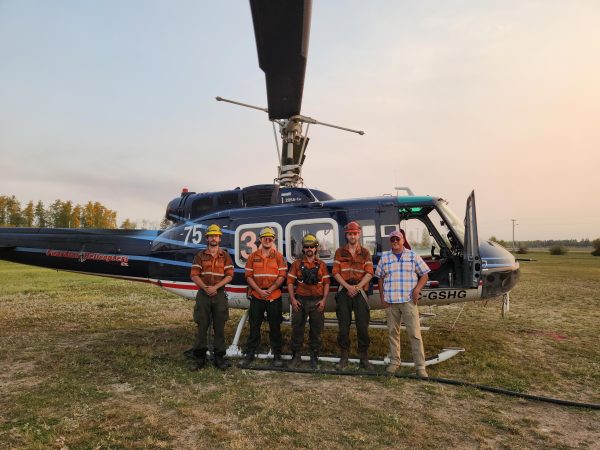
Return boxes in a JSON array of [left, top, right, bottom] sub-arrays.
[[356, 219, 376, 255], [234, 222, 283, 267], [285, 218, 338, 263]]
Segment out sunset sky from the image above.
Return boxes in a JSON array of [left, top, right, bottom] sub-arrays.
[[1, 1, 598, 240]]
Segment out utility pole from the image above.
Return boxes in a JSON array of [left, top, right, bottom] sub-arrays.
[[511, 219, 518, 251]]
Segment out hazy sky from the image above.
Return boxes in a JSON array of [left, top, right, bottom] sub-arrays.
[[1, 1, 599, 240]]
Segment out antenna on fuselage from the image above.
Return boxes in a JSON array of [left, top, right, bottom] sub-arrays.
[[395, 186, 415, 196]]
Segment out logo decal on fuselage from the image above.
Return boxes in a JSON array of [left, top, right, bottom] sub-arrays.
[[46, 249, 129, 266]]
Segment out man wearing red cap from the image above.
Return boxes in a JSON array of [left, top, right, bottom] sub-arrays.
[[332, 221, 374, 369], [375, 230, 430, 377]]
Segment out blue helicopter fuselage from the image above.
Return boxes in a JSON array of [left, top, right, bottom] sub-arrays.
[[0, 192, 519, 311]]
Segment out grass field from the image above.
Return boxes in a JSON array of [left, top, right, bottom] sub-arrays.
[[1, 253, 599, 449]]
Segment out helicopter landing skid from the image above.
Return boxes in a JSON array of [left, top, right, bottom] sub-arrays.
[[225, 310, 465, 366], [501, 292, 510, 318], [282, 312, 435, 331]]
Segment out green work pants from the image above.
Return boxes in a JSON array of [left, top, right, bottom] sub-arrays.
[[336, 289, 370, 353], [193, 288, 229, 354], [291, 296, 325, 353]]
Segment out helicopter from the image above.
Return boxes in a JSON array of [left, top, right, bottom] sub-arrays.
[[0, 0, 519, 367]]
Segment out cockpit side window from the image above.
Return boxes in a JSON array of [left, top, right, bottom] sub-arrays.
[[427, 208, 456, 251], [400, 218, 440, 258], [436, 200, 465, 245]]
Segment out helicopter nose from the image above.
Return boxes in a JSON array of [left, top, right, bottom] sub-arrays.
[[480, 241, 520, 298]]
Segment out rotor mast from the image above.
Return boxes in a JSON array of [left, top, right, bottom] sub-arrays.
[[216, 97, 364, 187]]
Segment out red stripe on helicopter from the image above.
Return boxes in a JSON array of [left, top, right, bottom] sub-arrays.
[[146, 281, 440, 293], [149, 280, 248, 293]]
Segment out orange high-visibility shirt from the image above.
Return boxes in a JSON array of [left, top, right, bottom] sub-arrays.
[[332, 244, 373, 283], [190, 248, 234, 287], [245, 248, 287, 301]]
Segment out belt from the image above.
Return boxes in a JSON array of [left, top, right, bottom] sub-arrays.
[[297, 295, 320, 302], [251, 295, 281, 301]]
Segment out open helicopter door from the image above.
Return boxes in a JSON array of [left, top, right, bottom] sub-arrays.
[[463, 191, 482, 288]]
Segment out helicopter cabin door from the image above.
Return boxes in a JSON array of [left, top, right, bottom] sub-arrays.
[[463, 191, 482, 288]]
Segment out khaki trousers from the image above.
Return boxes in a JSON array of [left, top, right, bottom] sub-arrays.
[[386, 301, 425, 370]]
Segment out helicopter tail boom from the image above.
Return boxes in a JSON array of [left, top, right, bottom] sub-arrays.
[[0, 227, 160, 281]]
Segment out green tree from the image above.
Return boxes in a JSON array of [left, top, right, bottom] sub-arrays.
[[489, 236, 508, 248], [159, 216, 171, 230], [71, 205, 83, 228], [82, 201, 95, 228], [419, 228, 431, 249], [22, 201, 35, 227], [34, 200, 46, 227], [7, 195, 23, 226], [48, 200, 64, 228], [592, 238, 600, 257], [120, 218, 137, 230], [516, 244, 529, 254], [0, 196, 118, 229], [59, 201, 73, 227], [80, 201, 117, 228], [549, 245, 567, 255], [92, 202, 117, 228], [0, 196, 8, 225]]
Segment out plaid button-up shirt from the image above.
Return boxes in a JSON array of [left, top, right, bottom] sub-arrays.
[[374, 250, 430, 303]]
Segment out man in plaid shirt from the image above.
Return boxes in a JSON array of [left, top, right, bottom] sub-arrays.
[[375, 230, 430, 377]]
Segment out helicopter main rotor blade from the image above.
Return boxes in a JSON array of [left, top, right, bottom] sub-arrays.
[[250, 0, 312, 120]]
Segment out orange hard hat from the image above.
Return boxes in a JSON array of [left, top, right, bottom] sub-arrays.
[[344, 221, 361, 233]]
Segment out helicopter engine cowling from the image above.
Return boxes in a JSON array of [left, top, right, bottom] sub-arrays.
[[165, 185, 334, 223]]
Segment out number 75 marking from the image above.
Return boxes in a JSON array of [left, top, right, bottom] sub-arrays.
[[184, 225, 202, 245]]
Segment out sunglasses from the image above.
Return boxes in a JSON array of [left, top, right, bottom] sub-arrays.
[[303, 245, 316, 249], [390, 237, 402, 242], [261, 237, 274, 242]]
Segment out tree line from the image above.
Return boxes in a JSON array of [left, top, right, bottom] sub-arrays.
[[489, 236, 595, 248], [1, 195, 120, 229]]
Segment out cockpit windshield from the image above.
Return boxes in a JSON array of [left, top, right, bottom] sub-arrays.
[[436, 199, 465, 244]]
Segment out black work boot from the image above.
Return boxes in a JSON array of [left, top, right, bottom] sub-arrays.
[[213, 352, 229, 371], [336, 350, 349, 370], [237, 353, 255, 369], [191, 348, 207, 371], [359, 351, 373, 370], [289, 351, 302, 368], [183, 348, 196, 359], [272, 354, 284, 368], [310, 352, 320, 370]]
